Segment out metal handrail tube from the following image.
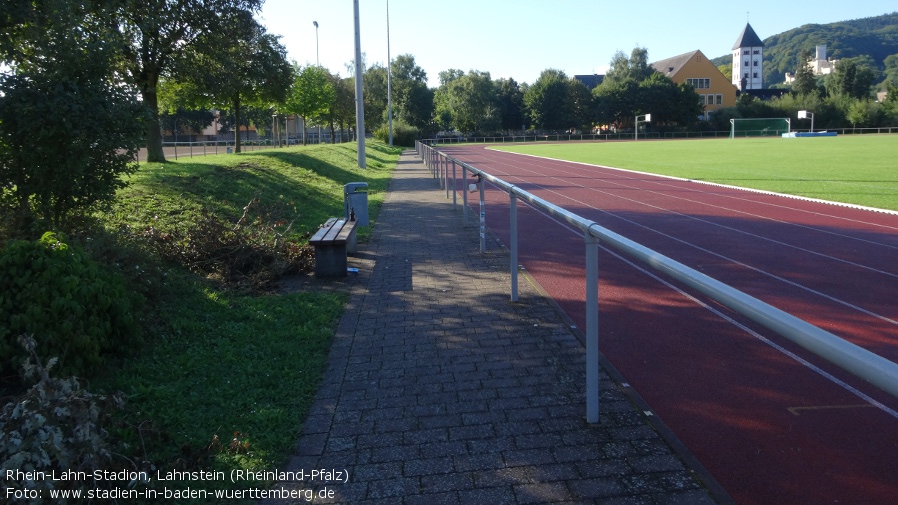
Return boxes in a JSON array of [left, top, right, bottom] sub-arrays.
[[584, 218, 898, 401], [418, 142, 898, 421]]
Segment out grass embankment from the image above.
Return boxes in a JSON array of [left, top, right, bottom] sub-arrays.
[[92, 141, 399, 496], [493, 135, 898, 211]]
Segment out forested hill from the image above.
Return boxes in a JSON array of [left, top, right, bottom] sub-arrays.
[[711, 12, 898, 86]]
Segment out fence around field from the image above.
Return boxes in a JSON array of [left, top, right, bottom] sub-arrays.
[[414, 140, 898, 424], [426, 126, 898, 145], [137, 133, 356, 161]]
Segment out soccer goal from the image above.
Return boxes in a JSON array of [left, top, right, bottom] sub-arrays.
[[729, 118, 791, 138]]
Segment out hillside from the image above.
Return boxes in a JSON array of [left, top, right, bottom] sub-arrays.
[[711, 12, 898, 86]]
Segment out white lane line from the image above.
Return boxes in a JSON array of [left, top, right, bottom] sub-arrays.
[[478, 164, 898, 328]]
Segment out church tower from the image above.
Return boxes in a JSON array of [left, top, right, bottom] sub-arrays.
[[732, 23, 764, 91]]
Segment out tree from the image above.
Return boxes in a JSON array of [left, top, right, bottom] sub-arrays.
[[495, 78, 525, 133], [286, 65, 335, 145], [0, 0, 145, 232], [827, 57, 877, 100], [362, 64, 388, 132], [603, 48, 655, 87], [568, 78, 595, 131], [170, 10, 293, 152], [524, 69, 574, 131], [434, 70, 499, 134], [390, 54, 434, 130], [882, 83, 898, 125], [321, 73, 355, 142], [847, 99, 882, 129], [159, 108, 216, 140], [439, 69, 464, 86], [113, 0, 264, 162], [717, 63, 733, 82], [593, 47, 701, 130], [594, 78, 639, 129], [640, 73, 702, 127], [791, 50, 819, 96]]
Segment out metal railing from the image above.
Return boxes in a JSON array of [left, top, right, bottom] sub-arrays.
[[139, 134, 358, 161], [415, 140, 898, 424], [425, 127, 898, 145]]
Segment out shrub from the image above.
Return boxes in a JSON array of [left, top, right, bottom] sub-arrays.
[[0, 336, 126, 501], [374, 121, 421, 147], [140, 197, 314, 290], [0, 232, 140, 378]]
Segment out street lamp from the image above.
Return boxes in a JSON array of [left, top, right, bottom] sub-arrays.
[[635, 113, 652, 141], [313, 21, 319, 66], [313, 20, 321, 144], [386, 0, 393, 147], [798, 110, 814, 133], [352, 0, 366, 168]]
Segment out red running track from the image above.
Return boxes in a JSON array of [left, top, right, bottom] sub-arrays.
[[438, 144, 898, 505]]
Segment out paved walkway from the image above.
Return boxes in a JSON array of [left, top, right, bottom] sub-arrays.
[[266, 152, 725, 504]]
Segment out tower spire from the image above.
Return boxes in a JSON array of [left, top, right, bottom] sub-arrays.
[[732, 22, 765, 91]]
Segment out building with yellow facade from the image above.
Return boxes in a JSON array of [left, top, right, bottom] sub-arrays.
[[650, 49, 737, 120]]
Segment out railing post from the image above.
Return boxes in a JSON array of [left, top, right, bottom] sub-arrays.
[[452, 160, 457, 207], [585, 229, 599, 424], [510, 192, 519, 302], [479, 177, 486, 253], [445, 156, 450, 198], [462, 168, 469, 227]]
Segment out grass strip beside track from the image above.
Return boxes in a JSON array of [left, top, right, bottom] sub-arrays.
[[491, 135, 898, 211], [89, 141, 399, 499]]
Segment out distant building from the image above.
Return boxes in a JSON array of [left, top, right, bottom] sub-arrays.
[[574, 74, 605, 90], [785, 44, 839, 84], [732, 23, 765, 91], [808, 45, 838, 76], [651, 50, 737, 120]]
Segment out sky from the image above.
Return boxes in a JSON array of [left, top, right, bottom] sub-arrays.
[[257, 1, 897, 88]]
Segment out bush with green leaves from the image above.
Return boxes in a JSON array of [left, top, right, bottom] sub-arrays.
[[375, 120, 421, 147], [0, 232, 141, 378]]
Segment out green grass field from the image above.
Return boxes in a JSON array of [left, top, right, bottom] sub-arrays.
[[491, 135, 898, 211]]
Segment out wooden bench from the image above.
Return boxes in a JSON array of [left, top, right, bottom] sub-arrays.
[[309, 218, 357, 278]]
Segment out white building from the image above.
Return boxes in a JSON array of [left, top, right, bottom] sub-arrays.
[[732, 23, 765, 91], [808, 45, 838, 76], [784, 44, 839, 84]]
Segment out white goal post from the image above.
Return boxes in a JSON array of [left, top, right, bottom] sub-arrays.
[[729, 118, 791, 138]]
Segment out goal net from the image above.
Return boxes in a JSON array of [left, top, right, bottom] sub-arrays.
[[729, 118, 791, 138]]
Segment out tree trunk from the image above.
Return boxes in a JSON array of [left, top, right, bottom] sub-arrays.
[[141, 87, 166, 163], [234, 94, 242, 153], [301, 115, 307, 145]]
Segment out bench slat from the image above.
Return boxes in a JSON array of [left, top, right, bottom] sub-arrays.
[[310, 218, 340, 245], [335, 220, 356, 244], [321, 219, 346, 244]]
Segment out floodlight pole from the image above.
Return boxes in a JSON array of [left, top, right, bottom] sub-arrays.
[[635, 113, 652, 141], [314, 21, 321, 144], [386, 0, 393, 147], [353, 0, 366, 168], [313, 21, 319, 66]]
